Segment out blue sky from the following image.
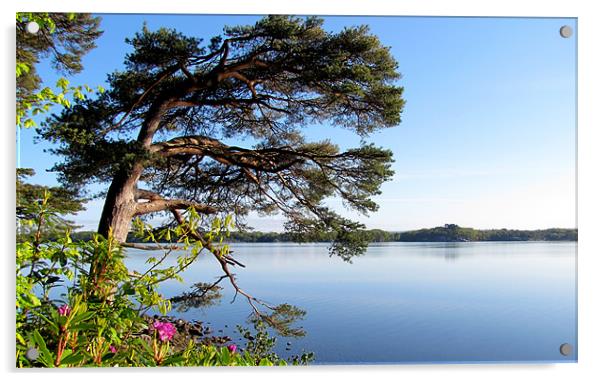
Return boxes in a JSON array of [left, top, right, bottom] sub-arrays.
[[18, 15, 577, 231]]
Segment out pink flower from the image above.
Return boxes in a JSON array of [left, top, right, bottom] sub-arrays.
[[153, 321, 177, 342], [57, 304, 71, 316], [109, 345, 117, 353], [227, 344, 237, 353]]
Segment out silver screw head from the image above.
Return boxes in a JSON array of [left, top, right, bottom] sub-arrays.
[[559, 343, 573, 356], [25, 21, 40, 34], [25, 347, 39, 361], [559, 25, 573, 38]]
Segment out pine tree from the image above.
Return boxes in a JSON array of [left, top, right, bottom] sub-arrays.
[[40, 16, 405, 261]]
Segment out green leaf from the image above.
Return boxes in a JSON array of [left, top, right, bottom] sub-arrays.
[[70, 322, 97, 331], [258, 357, 273, 366], [162, 354, 185, 366], [23, 292, 41, 308], [122, 282, 135, 295], [59, 351, 85, 366], [31, 331, 55, 367], [74, 89, 85, 100], [16, 62, 30, 77], [69, 311, 95, 326], [56, 78, 70, 91], [16, 332, 26, 346], [29, 309, 59, 334]]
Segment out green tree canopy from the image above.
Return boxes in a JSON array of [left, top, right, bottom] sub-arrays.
[[16, 13, 103, 127], [17, 168, 85, 240], [40, 16, 405, 261]]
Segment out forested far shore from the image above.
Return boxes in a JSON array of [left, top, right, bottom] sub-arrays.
[[68, 224, 577, 243]]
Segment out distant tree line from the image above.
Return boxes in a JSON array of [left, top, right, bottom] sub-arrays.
[[391, 224, 577, 242], [69, 224, 577, 243]]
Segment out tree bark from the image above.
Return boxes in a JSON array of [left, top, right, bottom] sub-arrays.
[[97, 99, 171, 241], [97, 164, 144, 242]]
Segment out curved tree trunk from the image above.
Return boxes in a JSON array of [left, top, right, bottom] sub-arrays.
[[97, 101, 168, 242], [97, 163, 144, 242]]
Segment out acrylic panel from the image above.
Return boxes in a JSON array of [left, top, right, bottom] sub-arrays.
[[16, 14, 577, 366]]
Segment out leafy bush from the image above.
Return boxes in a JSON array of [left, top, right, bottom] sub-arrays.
[[16, 192, 310, 367]]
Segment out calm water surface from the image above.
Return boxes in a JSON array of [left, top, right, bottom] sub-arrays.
[[125, 242, 577, 364]]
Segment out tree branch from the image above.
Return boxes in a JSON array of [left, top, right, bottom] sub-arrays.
[[135, 198, 217, 216], [122, 242, 181, 251], [135, 188, 163, 201], [150, 135, 304, 172], [169, 208, 275, 320]]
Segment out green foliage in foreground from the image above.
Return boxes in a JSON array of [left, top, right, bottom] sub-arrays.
[[17, 194, 311, 367]]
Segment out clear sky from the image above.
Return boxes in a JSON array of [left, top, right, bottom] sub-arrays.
[[18, 14, 577, 232]]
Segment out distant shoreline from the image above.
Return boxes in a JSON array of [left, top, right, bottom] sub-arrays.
[[70, 224, 577, 243]]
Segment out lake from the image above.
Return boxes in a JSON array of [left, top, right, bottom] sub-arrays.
[[124, 241, 577, 364]]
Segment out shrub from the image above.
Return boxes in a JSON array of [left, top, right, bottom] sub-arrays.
[[16, 193, 310, 367]]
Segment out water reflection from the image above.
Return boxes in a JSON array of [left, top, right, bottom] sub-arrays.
[[124, 242, 577, 364]]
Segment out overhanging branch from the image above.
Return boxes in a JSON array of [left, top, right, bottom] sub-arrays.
[[134, 188, 217, 216], [150, 135, 303, 172], [135, 198, 217, 216]]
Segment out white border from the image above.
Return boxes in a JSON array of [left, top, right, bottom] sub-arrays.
[[3, 1, 601, 381]]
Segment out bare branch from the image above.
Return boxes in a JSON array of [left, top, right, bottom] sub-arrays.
[[135, 188, 163, 201], [122, 242, 181, 251], [135, 198, 217, 216], [218, 39, 229, 67], [169, 208, 275, 321]]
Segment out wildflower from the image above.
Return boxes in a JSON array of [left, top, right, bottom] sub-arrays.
[[109, 345, 117, 353], [57, 304, 71, 316], [227, 344, 237, 353], [153, 321, 177, 342]]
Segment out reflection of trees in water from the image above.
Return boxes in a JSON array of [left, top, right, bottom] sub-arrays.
[[442, 242, 461, 261], [170, 281, 224, 312], [444, 251, 459, 261], [412, 243, 473, 262], [169, 280, 307, 337]]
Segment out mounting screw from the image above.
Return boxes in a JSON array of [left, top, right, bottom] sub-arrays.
[[559, 25, 573, 38], [26, 21, 40, 34], [25, 347, 39, 361], [559, 343, 573, 356]]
